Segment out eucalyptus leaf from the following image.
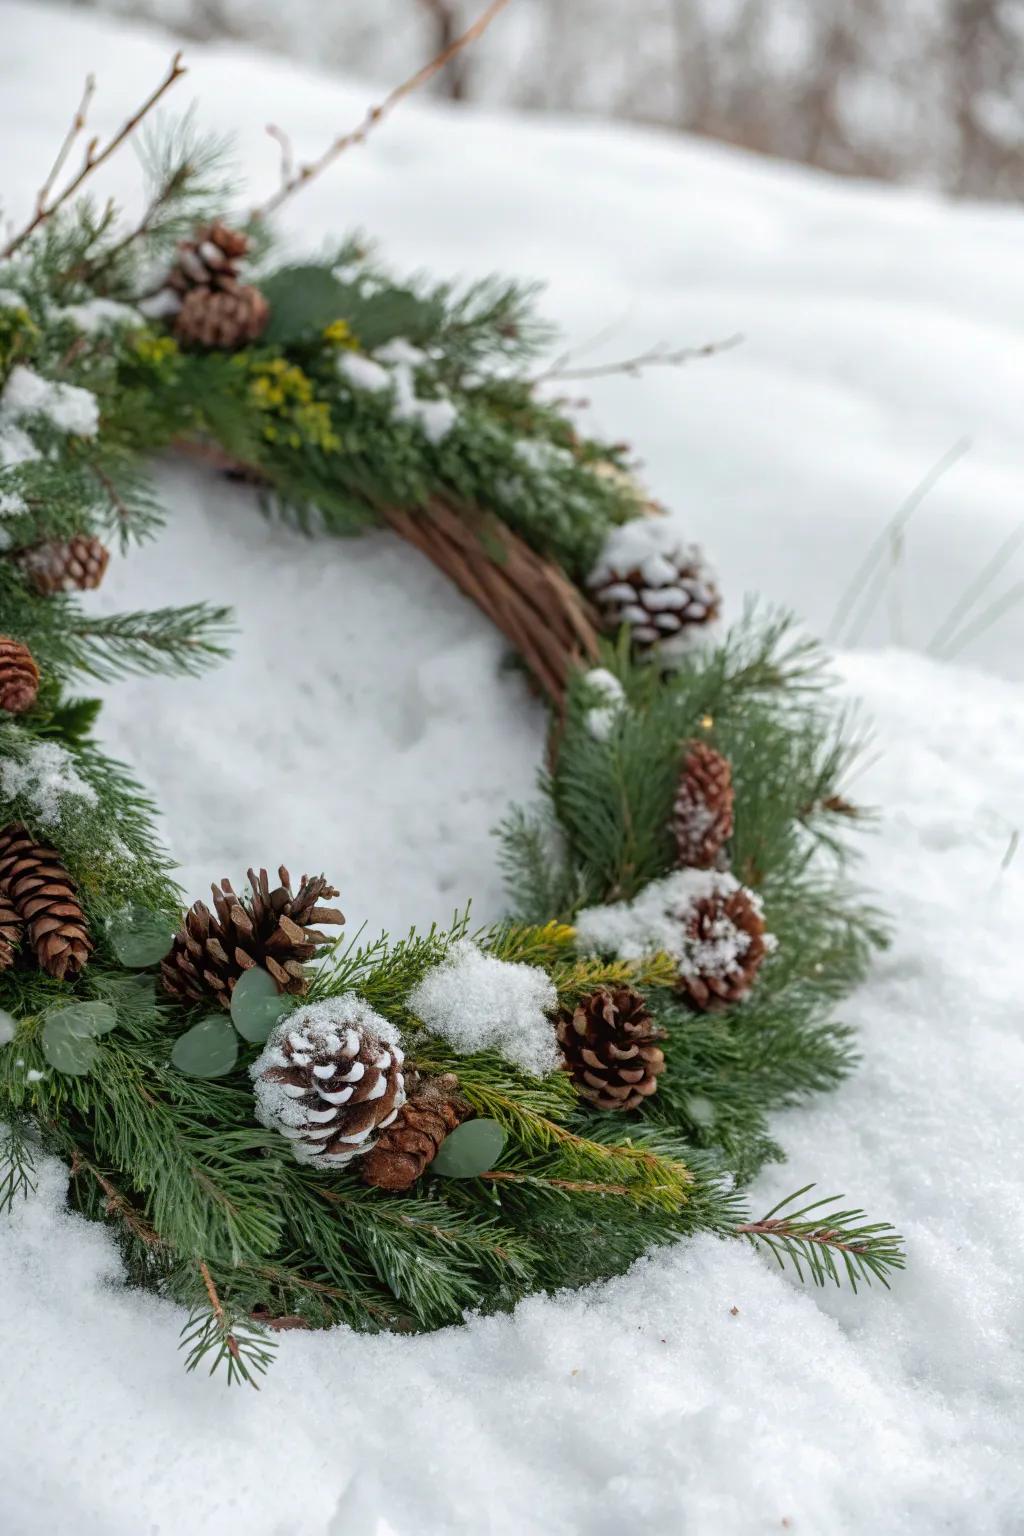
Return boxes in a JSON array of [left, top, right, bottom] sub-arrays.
[[261, 264, 443, 349], [171, 1017, 239, 1079], [108, 905, 174, 968], [42, 1011, 101, 1076], [230, 967, 295, 1044], [430, 1118, 505, 1179]]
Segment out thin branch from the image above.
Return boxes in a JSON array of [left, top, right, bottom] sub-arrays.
[[35, 73, 96, 218], [198, 1260, 243, 1369], [2, 52, 187, 260], [482, 1170, 636, 1196], [264, 123, 295, 188], [533, 332, 743, 385], [252, 0, 513, 220]]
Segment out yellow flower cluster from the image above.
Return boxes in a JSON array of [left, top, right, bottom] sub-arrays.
[[132, 331, 180, 368], [322, 319, 358, 350], [245, 357, 340, 453]]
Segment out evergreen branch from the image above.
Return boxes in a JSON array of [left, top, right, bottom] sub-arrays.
[[737, 1185, 905, 1291], [68, 604, 234, 678], [0, 1121, 38, 1214], [252, 0, 513, 219], [180, 1262, 276, 1388], [2, 53, 187, 259]]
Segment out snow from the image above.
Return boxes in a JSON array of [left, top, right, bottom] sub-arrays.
[[337, 349, 391, 393], [408, 938, 560, 1076], [0, 364, 100, 437], [0, 3, 1023, 1533], [581, 666, 626, 742], [0, 738, 99, 825], [55, 296, 141, 333]]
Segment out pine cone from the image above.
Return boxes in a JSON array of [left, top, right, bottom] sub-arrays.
[[167, 222, 251, 295], [21, 535, 109, 595], [668, 872, 769, 1011], [0, 636, 40, 714], [0, 889, 22, 971], [251, 998, 406, 1167], [587, 520, 720, 656], [0, 823, 92, 980], [673, 740, 734, 870], [361, 1075, 464, 1190], [161, 865, 344, 1008], [174, 284, 270, 349], [557, 986, 666, 1111]]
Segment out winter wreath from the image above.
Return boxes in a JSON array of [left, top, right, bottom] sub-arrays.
[[0, 26, 902, 1385]]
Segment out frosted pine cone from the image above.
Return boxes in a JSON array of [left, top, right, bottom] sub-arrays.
[[0, 636, 40, 714], [251, 996, 406, 1167], [557, 986, 665, 1111], [167, 222, 251, 295], [161, 866, 344, 1008], [673, 740, 734, 869], [22, 535, 109, 595], [587, 517, 720, 657]]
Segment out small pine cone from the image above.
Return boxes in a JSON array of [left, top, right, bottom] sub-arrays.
[[22, 535, 109, 596], [0, 636, 40, 714], [557, 986, 666, 1111], [0, 823, 92, 980], [668, 871, 770, 1011], [587, 519, 720, 656], [673, 740, 734, 870], [0, 889, 22, 971], [362, 1075, 464, 1191], [251, 998, 406, 1167], [167, 222, 252, 295], [174, 284, 269, 349], [161, 865, 344, 1008]]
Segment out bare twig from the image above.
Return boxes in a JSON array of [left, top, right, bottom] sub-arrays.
[[35, 73, 96, 217], [252, 0, 513, 220], [532, 332, 743, 386], [2, 52, 187, 260], [264, 123, 295, 188]]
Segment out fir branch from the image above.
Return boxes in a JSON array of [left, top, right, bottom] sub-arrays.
[[0, 1120, 38, 1214], [68, 603, 234, 679], [737, 1185, 905, 1291], [180, 1262, 276, 1388], [2, 53, 187, 259]]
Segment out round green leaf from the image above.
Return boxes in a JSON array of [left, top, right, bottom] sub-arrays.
[[230, 967, 295, 1044], [0, 1009, 17, 1047], [47, 1001, 118, 1038], [430, 1118, 505, 1179], [108, 906, 174, 968], [171, 1017, 239, 1079], [42, 1013, 99, 1076]]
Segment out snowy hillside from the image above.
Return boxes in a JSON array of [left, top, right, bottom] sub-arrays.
[[1, 3, 1023, 1534]]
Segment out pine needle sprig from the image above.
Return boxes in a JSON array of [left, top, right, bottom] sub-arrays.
[[737, 1185, 906, 1291], [0, 1120, 38, 1215], [180, 1262, 277, 1388]]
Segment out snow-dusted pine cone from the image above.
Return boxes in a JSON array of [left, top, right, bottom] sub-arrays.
[[0, 889, 22, 971], [0, 636, 40, 714], [174, 284, 269, 349], [0, 822, 92, 980], [673, 740, 734, 870], [167, 222, 251, 295], [21, 535, 109, 595], [251, 997, 406, 1167], [587, 518, 720, 656], [161, 866, 344, 1008], [557, 986, 666, 1110], [361, 1075, 464, 1190], [667, 870, 770, 1010]]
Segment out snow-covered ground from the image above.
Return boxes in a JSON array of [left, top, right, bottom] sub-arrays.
[[1, 5, 1023, 1533]]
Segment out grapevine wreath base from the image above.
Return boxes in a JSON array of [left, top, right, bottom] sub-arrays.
[[0, 43, 902, 1384]]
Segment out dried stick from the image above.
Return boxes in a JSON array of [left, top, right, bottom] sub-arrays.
[[2, 52, 187, 260], [34, 73, 96, 218], [252, 0, 513, 220], [533, 332, 743, 386]]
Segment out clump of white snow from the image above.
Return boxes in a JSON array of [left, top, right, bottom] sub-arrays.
[[581, 666, 627, 741], [373, 337, 458, 444], [55, 298, 140, 334], [0, 423, 40, 469], [589, 514, 711, 591], [575, 869, 774, 984], [1, 365, 99, 437], [409, 938, 560, 1075], [0, 740, 99, 825], [337, 350, 391, 393]]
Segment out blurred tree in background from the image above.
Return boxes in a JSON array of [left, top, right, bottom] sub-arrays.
[[71, 0, 1024, 199]]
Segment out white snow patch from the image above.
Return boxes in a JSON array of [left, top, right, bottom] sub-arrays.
[[0, 288, 25, 309], [409, 938, 560, 1076], [0, 741, 99, 826], [582, 666, 627, 741], [0, 423, 40, 469], [337, 350, 391, 393], [589, 514, 713, 591], [1, 365, 99, 437], [55, 298, 140, 333]]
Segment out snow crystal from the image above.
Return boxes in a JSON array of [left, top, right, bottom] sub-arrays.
[[589, 514, 712, 591], [56, 298, 140, 334], [408, 938, 560, 1075], [575, 869, 774, 983], [1, 365, 99, 437], [337, 350, 391, 393], [0, 740, 99, 826], [582, 666, 627, 742]]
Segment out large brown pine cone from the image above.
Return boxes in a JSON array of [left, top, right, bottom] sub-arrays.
[[0, 636, 40, 714], [557, 986, 666, 1111], [362, 1076, 464, 1191], [251, 999, 406, 1167], [174, 283, 269, 349], [0, 889, 22, 971], [21, 535, 109, 596], [168, 223, 251, 295], [673, 740, 734, 870], [161, 866, 344, 1008], [0, 823, 92, 980], [669, 872, 770, 1011], [587, 521, 720, 656]]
